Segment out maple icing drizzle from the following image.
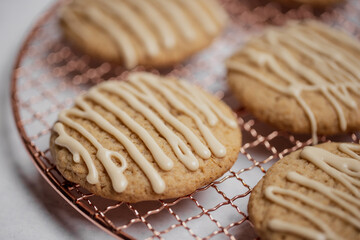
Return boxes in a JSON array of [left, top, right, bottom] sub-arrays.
[[54, 73, 237, 194], [265, 143, 360, 240], [227, 21, 360, 144], [61, 0, 227, 68]]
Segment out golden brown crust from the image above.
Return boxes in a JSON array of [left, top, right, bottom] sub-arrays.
[[227, 21, 360, 136], [59, 0, 228, 69], [248, 142, 360, 240], [50, 75, 241, 202], [228, 71, 360, 135]]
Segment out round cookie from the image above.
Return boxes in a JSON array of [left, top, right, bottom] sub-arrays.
[[249, 142, 360, 240], [59, 0, 228, 69], [272, 0, 344, 7], [50, 72, 241, 202], [227, 20, 360, 144]]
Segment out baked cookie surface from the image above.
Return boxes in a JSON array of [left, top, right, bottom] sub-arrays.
[[59, 0, 228, 69], [249, 142, 360, 240], [50, 72, 241, 202], [227, 20, 360, 143]]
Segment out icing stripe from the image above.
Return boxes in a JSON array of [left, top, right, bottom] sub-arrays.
[[198, 0, 228, 26], [126, 0, 176, 49], [264, 144, 360, 240], [139, 75, 227, 158], [54, 123, 98, 184], [152, 0, 196, 41], [100, 83, 201, 170], [58, 109, 130, 193], [74, 5, 138, 68], [228, 21, 360, 144], [265, 186, 340, 240], [62, 0, 226, 68], [167, 81, 219, 126], [98, 0, 160, 57], [86, 89, 174, 171], [54, 73, 236, 193], [176, 0, 218, 35], [268, 219, 326, 240]]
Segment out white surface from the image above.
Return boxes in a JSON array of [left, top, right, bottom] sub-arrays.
[[0, 1, 113, 239]]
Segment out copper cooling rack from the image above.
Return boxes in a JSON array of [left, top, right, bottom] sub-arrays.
[[11, 0, 360, 239]]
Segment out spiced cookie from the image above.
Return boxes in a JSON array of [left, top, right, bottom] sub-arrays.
[[50, 72, 241, 202], [227, 20, 360, 143], [59, 0, 228, 69], [249, 142, 360, 240]]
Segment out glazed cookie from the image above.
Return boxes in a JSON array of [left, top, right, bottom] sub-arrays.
[[272, 0, 344, 7], [227, 20, 360, 143], [50, 72, 241, 202], [249, 142, 360, 240], [59, 0, 228, 69]]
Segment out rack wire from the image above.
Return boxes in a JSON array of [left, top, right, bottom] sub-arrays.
[[11, 0, 360, 239]]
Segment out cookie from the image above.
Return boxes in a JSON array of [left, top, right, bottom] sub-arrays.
[[249, 142, 360, 240], [227, 20, 360, 144], [59, 0, 228, 69], [272, 0, 344, 7], [50, 72, 241, 202]]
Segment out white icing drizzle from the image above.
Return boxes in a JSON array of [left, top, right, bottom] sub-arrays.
[[264, 143, 360, 240], [227, 21, 360, 144], [166, 81, 219, 126], [268, 219, 327, 240], [73, 4, 138, 68], [64, 0, 226, 68], [170, 81, 238, 128], [126, 0, 176, 49], [339, 143, 360, 161], [176, 0, 218, 35], [54, 123, 98, 184], [57, 109, 130, 193], [84, 90, 174, 171], [197, 0, 228, 26], [152, 0, 196, 41], [54, 73, 236, 194], [100, 83, 203, 168], [139, 75, 227, 158], [97, 0, 160, 57]]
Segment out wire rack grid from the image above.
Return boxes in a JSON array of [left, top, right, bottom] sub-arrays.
[[10, 0, 360, 239]]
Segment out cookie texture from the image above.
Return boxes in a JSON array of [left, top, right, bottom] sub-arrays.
[[50, 72, 241, 202], [59, 0, 228, 69], [227, 20, 360, 143], [249, 142, 360, 240]]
